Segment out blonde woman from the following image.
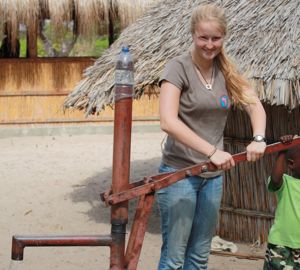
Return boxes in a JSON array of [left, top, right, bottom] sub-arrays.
[[157, 4, 266, 270]]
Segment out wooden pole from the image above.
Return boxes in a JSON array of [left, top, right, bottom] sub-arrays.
[[26, 21, 38, 58]]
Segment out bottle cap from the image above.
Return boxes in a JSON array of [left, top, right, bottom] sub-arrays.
[[122, 46, 130, 52]]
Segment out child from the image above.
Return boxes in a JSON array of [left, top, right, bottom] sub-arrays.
[[264, 135, 300, 270]]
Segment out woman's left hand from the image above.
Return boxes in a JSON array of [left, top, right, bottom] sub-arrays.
[[246, 141, 266, 162]]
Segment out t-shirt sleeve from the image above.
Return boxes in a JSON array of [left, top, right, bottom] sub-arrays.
[[158, 58, 187, 91], [267, 176, 285, 193]]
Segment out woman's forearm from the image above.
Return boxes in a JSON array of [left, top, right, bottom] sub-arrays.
[[244, 94, 266, 137]]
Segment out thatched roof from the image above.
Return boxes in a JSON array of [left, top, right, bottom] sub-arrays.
[[0, 0, 159, 47], [64, 0, 300, 115]]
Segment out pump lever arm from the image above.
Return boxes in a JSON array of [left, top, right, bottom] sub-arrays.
[[101, 137, 300, 206]]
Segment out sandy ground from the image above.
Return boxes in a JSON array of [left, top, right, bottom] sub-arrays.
[[0, 126, 265, 270]]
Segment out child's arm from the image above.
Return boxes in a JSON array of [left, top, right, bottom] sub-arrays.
[[270, 151, 287, 189], [270, 135, 294, 189]]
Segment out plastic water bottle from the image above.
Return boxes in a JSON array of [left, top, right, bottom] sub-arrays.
[[115, 46, 134, 101]]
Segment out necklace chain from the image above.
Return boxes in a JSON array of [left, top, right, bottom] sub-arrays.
[[191, 53, 214, 90], [196, 65, 214, 90]]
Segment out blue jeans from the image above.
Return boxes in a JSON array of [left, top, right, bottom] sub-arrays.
[[156, 163, 223, 270]]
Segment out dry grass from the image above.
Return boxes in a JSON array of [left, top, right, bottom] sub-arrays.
[[113, 0, 160, 28]]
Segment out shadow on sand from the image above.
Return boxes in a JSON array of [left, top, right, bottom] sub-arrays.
[[69, 157, 162, 234]]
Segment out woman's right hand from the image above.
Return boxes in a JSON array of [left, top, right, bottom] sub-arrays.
[[209, 149, 235, 171]]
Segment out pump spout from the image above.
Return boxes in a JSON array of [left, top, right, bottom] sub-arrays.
[[11, 234, 113, 261], [12, 236, 25, 260]]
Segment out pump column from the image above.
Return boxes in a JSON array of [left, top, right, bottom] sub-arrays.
[[110, 46, 134, 270]]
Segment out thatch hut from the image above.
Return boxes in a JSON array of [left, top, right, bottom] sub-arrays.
[[0, 0, 160, 125], [64, 0, 300, 243]]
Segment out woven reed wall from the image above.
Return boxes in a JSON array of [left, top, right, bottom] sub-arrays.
[[217, 104, 300, 243], [0, 58, 160, 124]]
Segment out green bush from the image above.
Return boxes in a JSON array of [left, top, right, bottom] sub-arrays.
[[18, 35, 109, 57]]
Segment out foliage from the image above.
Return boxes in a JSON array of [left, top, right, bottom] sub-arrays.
[[19, 38, 27, 57], [69, 36, 109, 57], [18, 35, 109, 57]]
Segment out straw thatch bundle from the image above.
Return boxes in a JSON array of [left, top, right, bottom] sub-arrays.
[[0, 0, 160, 52], [1, 0, 40, 50], [63, 0, 300, 114], [113, 0, 159, 28]]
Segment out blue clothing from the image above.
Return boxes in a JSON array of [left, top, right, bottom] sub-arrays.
[[156, 163, 223, 270]]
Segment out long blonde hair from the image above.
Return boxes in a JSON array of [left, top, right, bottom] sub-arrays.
[[190, 4, 255, 106]]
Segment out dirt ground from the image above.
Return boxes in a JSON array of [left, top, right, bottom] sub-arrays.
[[0, 125, 265, 270]]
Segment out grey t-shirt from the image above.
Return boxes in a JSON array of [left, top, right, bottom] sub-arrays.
[[159, 53, 231, 177]]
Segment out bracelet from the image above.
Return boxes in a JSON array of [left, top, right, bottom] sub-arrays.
[[207, 146, 217, 159]]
